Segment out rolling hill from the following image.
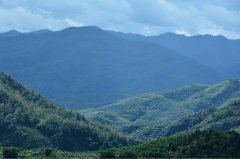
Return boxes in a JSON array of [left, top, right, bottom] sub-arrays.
[[131, 96, 240, 140], [0, 72, 134, 151], [0, 26, 221, 109], [82, 79, 240, 140]]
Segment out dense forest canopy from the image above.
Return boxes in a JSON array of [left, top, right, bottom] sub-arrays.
[[0, 72, 134, 151]]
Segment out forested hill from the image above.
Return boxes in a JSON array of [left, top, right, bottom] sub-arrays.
[[83, 79, 240, 140], [0, 72, 134, 151], [132, 96, 240, 140]]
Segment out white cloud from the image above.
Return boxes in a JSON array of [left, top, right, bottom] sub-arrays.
[[0, 0, 239, 39], [0, 4, 78, 32]]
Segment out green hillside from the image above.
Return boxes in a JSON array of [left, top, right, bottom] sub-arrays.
[[2, 130, 239, 158], [132, 97, 240, 140], [0, 73, 134, 151], [82, 79, 240, 140], [82, 93, 193, 137], [100, 130, 240, 158]]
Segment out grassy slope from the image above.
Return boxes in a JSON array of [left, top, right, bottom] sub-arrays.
[[0, 72, 134, 151]]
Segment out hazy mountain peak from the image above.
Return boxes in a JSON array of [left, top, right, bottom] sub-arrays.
[[61, 26, 103, 33], [4, 30, 20, 34], [0, 30, 21, 38], [28, 29, 51, 35]]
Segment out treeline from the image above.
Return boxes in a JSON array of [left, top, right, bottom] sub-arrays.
[[0, 147, 98, 158], [100, 129, 240, 158], [3, 130, 239, 158]]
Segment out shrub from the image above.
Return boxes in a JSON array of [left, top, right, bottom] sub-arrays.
[[44, 148, 52, 157], [3, 147, 20, 159], [100, 150, 116, 158], [119, 151, 138, 158]]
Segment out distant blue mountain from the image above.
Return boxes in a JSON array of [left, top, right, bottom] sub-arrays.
[[28, 29, 51, 35], [110, 31, 240, 75], [0, 26, 236, 109], [0, 30, 22, 38]]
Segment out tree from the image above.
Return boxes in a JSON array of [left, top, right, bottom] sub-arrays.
[[3, 147, 20, 159], [100, 150, 116, 158]]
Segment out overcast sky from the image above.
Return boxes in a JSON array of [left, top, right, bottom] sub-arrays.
[[0, 0, 239, 39]]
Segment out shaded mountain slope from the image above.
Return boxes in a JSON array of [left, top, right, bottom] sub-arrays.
[[0, 26, 219, 109], [110, 31, 240, 74], [0, 72, 134, 151], [0, 30, 21, 39], [149, 33, 240, 73], [225, 63, 240, 78]]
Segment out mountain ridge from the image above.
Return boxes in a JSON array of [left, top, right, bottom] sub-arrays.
[[0, 26, 221, 109]]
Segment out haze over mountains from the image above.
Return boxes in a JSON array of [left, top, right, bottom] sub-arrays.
[[0, 26, 240, 158], [110, 31, 240, 74], [0, 26, 239, 109]]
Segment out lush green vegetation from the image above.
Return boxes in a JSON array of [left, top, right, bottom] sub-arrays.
[[0, 73, 134, 151], [100, 130, 240, 158], [135, 97, 240, 140], [2, 130, 239, 158], [2, 147, 20, 158], [0, 147, 99, 158], [1, 72, 239, 157], [82, 93, 193, 134], [83, 79, 240, 140]]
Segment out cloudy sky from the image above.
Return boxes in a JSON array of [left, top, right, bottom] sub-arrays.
[[0, 0, 239, 39]]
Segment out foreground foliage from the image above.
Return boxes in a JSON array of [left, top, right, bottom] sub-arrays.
[[2, 147, 20, 158], [0, 147, 99, 159], [100, 130, 240, 158], [1, 130, 240, 158]]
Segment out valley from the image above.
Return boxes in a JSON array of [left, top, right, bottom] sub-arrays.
[[0, 26, 239, 158]]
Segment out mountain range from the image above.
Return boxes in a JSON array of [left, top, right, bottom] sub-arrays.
[[1, 26, 239, 109], [110, 31, 240, 74]]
